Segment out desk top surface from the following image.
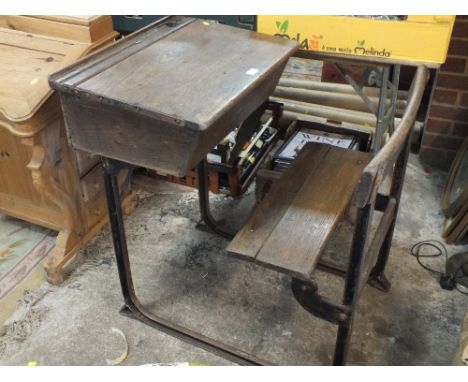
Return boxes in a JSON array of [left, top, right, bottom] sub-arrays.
[[49, 16, 297, 130]]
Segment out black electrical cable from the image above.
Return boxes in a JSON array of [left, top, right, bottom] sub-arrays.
[[410, 240, 468, 295], [410, 240, 447, 276]]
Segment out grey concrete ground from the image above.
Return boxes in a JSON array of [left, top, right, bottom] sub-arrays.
[[0, 154, 467, 365]]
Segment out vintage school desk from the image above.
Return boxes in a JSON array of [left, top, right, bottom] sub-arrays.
[[49, 15, 429, 365], [49, 16, 298, 364]]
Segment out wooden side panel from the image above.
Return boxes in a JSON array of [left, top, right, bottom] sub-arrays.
[[28, 16, 101, 26], [0, 127, 57, 209], [60, 93, 198, 176], [31, 16, 115, 43], [0, 16, 114, 43]]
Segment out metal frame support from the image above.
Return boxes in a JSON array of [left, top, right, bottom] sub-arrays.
[[333, 203, 373, 365], [197, 158, 235, 239], [101, 156, 270, 366], [388, 65, 401, 135], [286, 126, 415, 364], [101, 146, 406, 365], [335, 63, 401, 154], [99, 60, 413, 365], [374, 67, 390, 152], [100, 120, 412, 366]]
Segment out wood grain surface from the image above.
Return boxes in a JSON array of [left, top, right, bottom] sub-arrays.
[[228, 143, 371, 280]]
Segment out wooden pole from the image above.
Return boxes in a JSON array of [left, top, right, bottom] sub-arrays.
[[273, 86, 406, 115], [278, 77, 409, 100], [271, 97, 378, 126]]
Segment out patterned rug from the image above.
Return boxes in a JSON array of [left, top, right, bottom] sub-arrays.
[[0, 215, 56, 323]]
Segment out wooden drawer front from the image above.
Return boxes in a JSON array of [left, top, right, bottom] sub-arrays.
[[74, 149, 99, 177], [80, 165, 103, 202], [80, 164, 129, 203]]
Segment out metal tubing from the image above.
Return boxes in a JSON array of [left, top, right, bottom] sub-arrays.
[[333, 203, 373, 366], [374, 67, 390, 153], [388, 65, 401, 135], [101, 157, 270, 366], [197, 158, 235, 240]]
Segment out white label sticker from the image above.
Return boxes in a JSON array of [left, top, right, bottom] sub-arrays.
[[246, 68, 259, 76]]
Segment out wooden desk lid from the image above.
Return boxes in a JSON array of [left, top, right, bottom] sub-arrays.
[[49, 16, 298, 131], [0, 29, 92, 123]]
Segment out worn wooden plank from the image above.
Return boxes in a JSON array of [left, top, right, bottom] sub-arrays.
[[255, 144, 371, 280], [227, 144, 331, 259]]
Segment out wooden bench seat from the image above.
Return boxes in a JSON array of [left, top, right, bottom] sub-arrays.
[[227, 142, 371, 281]]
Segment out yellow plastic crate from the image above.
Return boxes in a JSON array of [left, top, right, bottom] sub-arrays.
[[257, 15, 455, 66]]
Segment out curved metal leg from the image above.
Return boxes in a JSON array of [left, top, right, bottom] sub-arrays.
[[101, 157, 267, 365], [197, 158, 235, 240]]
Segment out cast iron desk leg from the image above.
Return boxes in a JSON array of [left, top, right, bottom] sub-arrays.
[[333, 203, 373, 365], [197, 158, 235, 240], [101, 156, 269, 366]]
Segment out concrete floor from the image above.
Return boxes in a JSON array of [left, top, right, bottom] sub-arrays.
[[0, 154, 467, 365]]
